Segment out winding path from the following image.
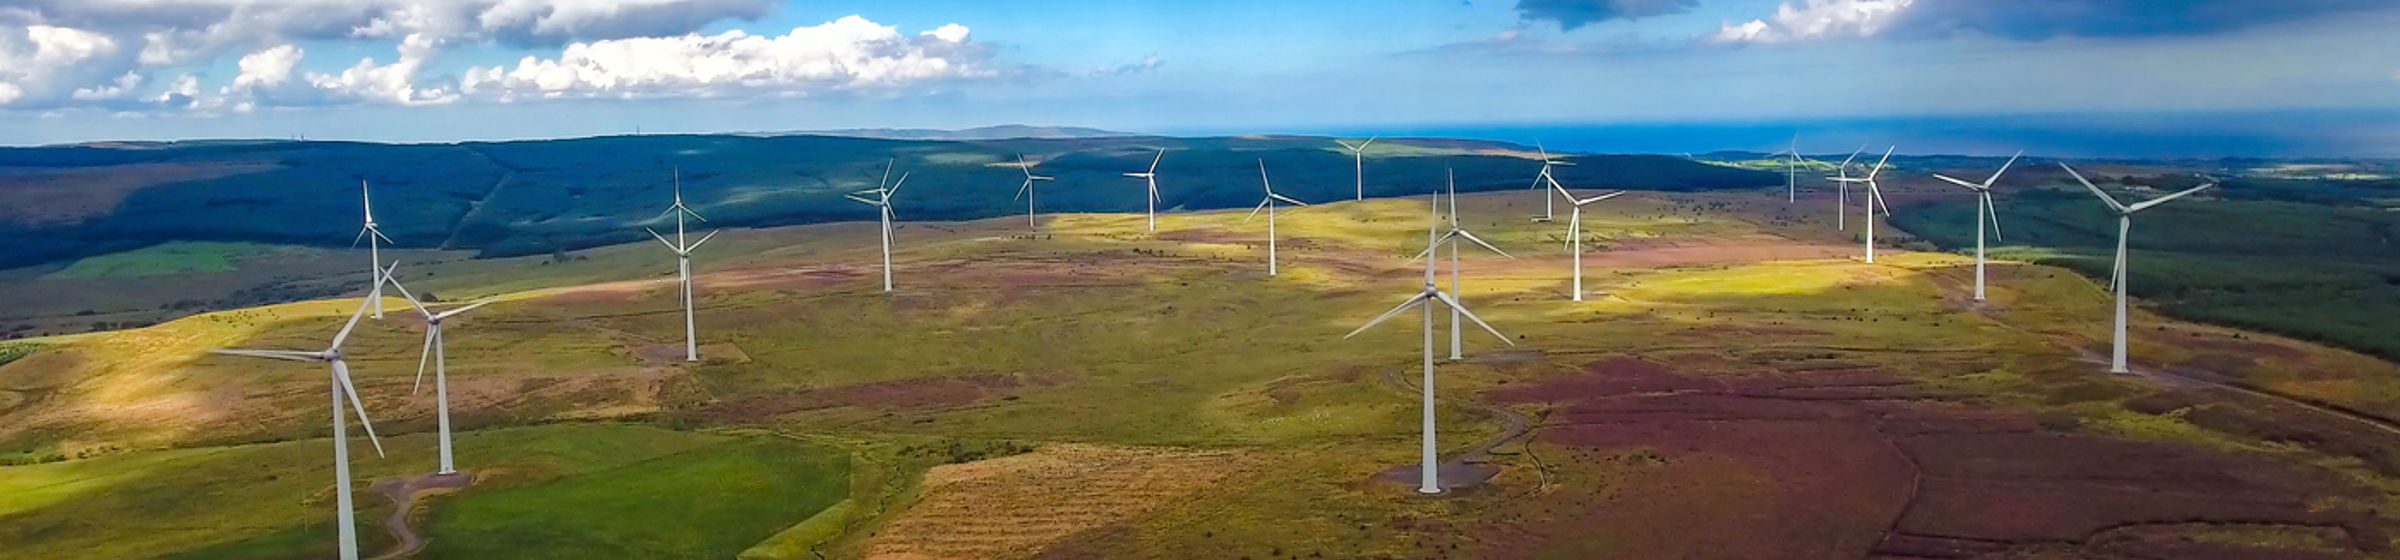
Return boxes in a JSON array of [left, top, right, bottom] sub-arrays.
[[367, 472, 474, 560], [1378, 364, 1534, 489]]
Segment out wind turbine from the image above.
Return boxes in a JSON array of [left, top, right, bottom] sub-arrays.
[[1830, 147, 1895, 263], [1930, 151, 2021, 302], [1529, 143, 1575, 222], [1346, 193, 1514, 495], [645, 168, 718, 362], [1406, 169, 1513, 360], [352, 180, 393, 319], [847, 162, 906, 292], [2061, 164, 2214, 374], [1548, 174, 1629, 301], [1013, 154, 1055, 230], [1122, 148, 1166, 232], [1246, 160, 1310, 276], [208, 298, 386, 560], [1779, 137, 1803, 203], [1830, 145, 1866, 231], [1335, 137, 1377, 200], [379, 262, 490, 476]]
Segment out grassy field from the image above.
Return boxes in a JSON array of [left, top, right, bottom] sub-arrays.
[[7, 188, 2400, 558], [42, 242, 305, 280]]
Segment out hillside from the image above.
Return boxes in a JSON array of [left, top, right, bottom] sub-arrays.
[[0, 134, 1777, 269]]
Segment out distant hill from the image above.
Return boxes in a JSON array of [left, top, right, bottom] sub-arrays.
[[0, 134, 1780, 269], [766, 125, 1132, 141]]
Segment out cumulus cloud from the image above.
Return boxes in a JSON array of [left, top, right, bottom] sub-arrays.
[[1517, 0, 1699, 31], [1095, 55, 1162, 76], [458, 16, 1003, 101], [0, 0, 778, 110], [1712, 0, 2397, 45]]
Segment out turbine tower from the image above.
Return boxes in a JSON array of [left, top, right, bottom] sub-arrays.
[[1930, 151, 2021, 302], [1781, 137, 1804, 203], [1246, 160, 1310, 276], [1013, 154, 1055, 230], [1548, 175, 1629, 301], [380, 262, 491, 476], [1334, 137, 1377, 200], [1347, 193, 1514, 495], [352, 180, 393, 319], [1830, 147, 1894, 263], [846, 163, 907, 292], [645, 168, 719, 362], [1407, 169, 1513, 360], [1529, 143, 1574, 222], [2061, 163, 2214, 374], [208, 298, 386, 560], [1122, 148, 1166, 232]]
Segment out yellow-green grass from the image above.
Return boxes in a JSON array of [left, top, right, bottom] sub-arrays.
[[421, 435, 849, 560], [0, 424, 733, 560], [41, 242, 308, 280]]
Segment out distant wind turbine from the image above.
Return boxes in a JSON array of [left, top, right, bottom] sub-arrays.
[[1335, 137, 1377, 200], [1830, 145, 1866, 231], [1830, 147, 1894, 263], [847, 161, 907, 292], [208, 298, 386, 560], [2061, 163, 2215, 374], [1930, 151, 2021, 302], [352, 180, 393, 319], [1779, 137, 1803, 203], [1013, 154, 1055, 230], [645, 168, 718, 361], [1346, 193, 1514, 495], [1407, 169, 1513, 360], [1122, 148, 1166, 232], [1548, 174, 1629, 301], [1246, 159, 1310, 276], [1529, 143, 1574, 223], [379, 262, 490, 476]]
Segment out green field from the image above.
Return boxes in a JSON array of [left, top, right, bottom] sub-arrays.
[[41, 242, 304, 280]]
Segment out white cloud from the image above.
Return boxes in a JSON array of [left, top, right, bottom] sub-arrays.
[[1710, 0, 1915, 44], [0, 25, 128, 106], [459, 16, 1001, 101]]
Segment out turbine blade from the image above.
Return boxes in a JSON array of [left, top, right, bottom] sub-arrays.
[[1431, 291, 1514, 346], [2126, 181, 2216, 213], [1015, 179, 1032, 201], [1148, 148, 1164, 173], [1986, 151, 2022, 187], [1017, 154, 1036, 178], [687, 230, 721, 251], [1839, 145, 1864, 169], [1867, 147, 1893, 180], [1258, 159, 1272, 194], [1244, 199, 1269, 223], [378, 262, 434, 319], [333, 360, 385, 458], [1575, 191, 1628, 206], [1271, 193, 1308, 206], [328, 296, 375, 349], [350, 228, 369, 249], [844, 194, 879, 206], [1404, 234, 1451, 263], [1454, 230, 1513, 258], [683, 206, 709, 223], [431, 300, 492, 321], [210, 348, 322, 362], [373, 229, 395, 246], [2058, 163, 2126, 212], [1984, 195, 2003, 242], [1931, 174, 1982, 190], [886, 173, 908, 200], [413, 328, 434, 394], [1343, 294, 1430, 339]]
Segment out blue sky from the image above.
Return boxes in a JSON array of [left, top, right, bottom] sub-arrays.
[[3, 0, 2397, 153]]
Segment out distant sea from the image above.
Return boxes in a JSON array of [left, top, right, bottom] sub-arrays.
[[1182, 109, 2400, 160]]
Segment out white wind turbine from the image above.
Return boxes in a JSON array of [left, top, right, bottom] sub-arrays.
[[846, 162, 907, 292], [208, 298, 386, 560], [352, 180, 393, 319], [1407, 169, 1514, 360], [2061, 164, 2214, 374], [1779, 137, 1804, 203], [378, 262, 490, 476], [1246, 159, 1310, 276], [1347, 193, 1514, 495], [645, 168, 718, 362], [1548, 174, 1629, 301], [1828, 145, 1867, 231], [1528, 143, 1575, 222], [1012, 154, 1055, 230], [1830, 147, 1895, 263], [1122, 148, 1166, 232], [1335, 137, 1377, 200], [1930, 151, 2021, 301]]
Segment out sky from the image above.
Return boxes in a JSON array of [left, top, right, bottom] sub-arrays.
[[3, 0, 2398, 154]]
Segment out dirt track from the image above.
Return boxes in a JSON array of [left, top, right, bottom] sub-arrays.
[[367, 471, 474, 560]]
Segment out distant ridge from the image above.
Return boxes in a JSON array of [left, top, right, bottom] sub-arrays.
[[766, 124, 1133, 141]]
